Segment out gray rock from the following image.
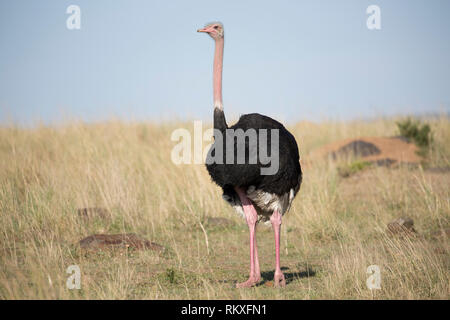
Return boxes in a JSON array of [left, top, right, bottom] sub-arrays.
[[387, 217, 416, 235], [79, 233, 164, 252], [330, 140, 381, 159], [430, 228, 450, 239], [370, 158, 397, 167]]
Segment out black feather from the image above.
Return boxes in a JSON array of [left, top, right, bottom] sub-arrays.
[[206, 112, 302, 206]]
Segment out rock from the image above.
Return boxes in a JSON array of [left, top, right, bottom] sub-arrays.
[[308, 136, 423, 168], [370, 158, 397, 167], [77, 207, 110, 220], [79, 233, 164, 252], [330, 140, 381, 159], [205, 217, 235, 228], [430, 228, 450, 239], [387, 217, 416, 236]]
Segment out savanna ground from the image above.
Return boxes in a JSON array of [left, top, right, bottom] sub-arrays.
[[0, 115, 449, 299]]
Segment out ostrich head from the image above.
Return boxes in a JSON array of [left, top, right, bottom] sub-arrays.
[[197, 22, 224, 40]]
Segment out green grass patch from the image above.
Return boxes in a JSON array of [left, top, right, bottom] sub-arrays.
[[337, 160, 372, 178]]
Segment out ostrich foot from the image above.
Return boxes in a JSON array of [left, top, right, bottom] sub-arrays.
[[274, 272, 286, 288], [236, 275, 261, 288]]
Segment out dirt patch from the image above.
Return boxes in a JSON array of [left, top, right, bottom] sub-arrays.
[[79, 233, 165, 252], [309, 136, 423, 166]]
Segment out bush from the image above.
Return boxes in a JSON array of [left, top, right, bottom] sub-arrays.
[[396, 118, 432, 148]]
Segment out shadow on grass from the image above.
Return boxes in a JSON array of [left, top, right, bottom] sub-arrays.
[[259, 266, 316, 285], [218, 266, 317, 287]]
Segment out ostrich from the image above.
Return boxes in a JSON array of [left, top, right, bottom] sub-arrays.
[[198, 22, 302, 288]]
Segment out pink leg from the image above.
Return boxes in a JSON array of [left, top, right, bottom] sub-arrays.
[[254, 236, 260, 279], [270, 210, 286, 287], [235, 188, 261, 288]]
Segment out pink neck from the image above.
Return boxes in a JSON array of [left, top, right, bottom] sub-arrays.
[[213, 38, 224, 109]]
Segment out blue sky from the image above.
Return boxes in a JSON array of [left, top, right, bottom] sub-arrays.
[[0, 0, 449, 125]]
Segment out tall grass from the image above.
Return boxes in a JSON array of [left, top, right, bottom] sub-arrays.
[[0, 116, 449, 299]]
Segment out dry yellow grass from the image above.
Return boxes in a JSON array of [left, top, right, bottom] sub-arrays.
[[0, 116, 449, 299]]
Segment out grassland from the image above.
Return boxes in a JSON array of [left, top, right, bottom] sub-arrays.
[[0, 116, 449, 299]]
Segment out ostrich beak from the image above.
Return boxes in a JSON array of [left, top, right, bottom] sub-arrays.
[[197, 28, 208, 33]]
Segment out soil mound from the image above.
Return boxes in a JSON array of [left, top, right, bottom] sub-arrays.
[[79, 233, 164, 252], [310, 136, 422, 166]]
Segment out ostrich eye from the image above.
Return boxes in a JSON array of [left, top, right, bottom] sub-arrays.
[[214, 25, 219, 30]]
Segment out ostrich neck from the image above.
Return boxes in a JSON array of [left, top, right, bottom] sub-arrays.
[[213, 38, 224, 110]]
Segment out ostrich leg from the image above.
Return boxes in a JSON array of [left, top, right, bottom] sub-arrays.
[[235, 188, 261, 288], [270, 210, 286, 287], [254, 234, 260, 281]]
